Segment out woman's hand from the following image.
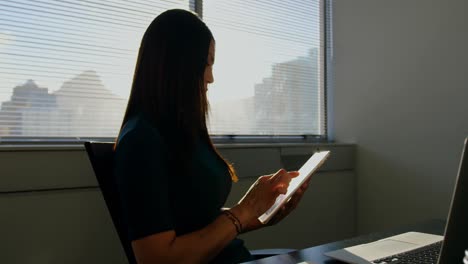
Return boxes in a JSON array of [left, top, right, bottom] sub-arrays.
[[229, 169, 300, 233], [267, 175, 311, 225], [238, 172, 311, 233]]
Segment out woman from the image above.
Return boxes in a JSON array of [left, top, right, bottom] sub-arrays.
[[114, 9, 310, 264]]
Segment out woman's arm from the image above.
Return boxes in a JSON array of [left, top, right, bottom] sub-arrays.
[[132, 206, 241, 264], [131, 169, 297, 264]]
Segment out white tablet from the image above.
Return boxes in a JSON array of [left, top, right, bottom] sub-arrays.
[[258, 150, 331, 223]]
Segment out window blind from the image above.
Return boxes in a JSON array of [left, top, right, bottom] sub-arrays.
[[0, 0, 327, 140], [0, 0, 189, 139], [203, 0, 326, 136]]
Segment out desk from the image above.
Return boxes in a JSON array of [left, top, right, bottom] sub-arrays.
[[244, 219, 445, 264]]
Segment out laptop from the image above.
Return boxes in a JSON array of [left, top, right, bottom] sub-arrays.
[[325, 137, 468, 264]]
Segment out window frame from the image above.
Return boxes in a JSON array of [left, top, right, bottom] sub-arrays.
[[0, 0, 332, 145]]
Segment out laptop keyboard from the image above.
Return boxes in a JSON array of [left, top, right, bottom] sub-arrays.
[[372, 241, 442, 264]]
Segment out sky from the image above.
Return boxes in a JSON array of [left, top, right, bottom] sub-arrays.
[[0, 0, 320, 104]]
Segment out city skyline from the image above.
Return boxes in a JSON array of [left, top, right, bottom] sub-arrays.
[[0, 48, 322, 137]]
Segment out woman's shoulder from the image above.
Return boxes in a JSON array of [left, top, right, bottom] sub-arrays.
[[116, 114, 165, 150]]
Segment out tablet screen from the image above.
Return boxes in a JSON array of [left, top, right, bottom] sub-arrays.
[[258, 150, 331, 223]]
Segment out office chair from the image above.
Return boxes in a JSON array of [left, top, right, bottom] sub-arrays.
[[84, 142, 295, 263], [85, 141, 137, 264]]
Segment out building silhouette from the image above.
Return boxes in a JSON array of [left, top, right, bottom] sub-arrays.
[[53, 70, 126, 137], [208, 48, 321, 136], [0, 71, 127, 138], [0, 80, 57, 136], [254, 48, 321, 135]]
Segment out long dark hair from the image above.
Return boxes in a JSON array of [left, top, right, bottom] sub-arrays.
[[120, 9, 237, 181]]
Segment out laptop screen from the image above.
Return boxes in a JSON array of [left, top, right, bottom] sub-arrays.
[[438, 137, 468, 264]]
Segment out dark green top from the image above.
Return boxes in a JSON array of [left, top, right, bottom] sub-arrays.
[[114, 114, 252, 264]]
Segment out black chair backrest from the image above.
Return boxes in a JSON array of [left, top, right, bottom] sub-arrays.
[[84, 142, 137, 264]]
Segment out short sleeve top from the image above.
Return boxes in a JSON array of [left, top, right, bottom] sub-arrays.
[[114, 114, 252, 264]]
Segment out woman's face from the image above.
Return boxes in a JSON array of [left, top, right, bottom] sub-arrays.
[[204, 40, 215, 91]]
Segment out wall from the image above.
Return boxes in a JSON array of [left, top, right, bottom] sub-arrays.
[[0, 143, 354, 263], [333, 0, 468, 234]]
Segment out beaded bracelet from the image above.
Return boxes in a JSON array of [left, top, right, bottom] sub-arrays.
[[223, 210, 242, 234]]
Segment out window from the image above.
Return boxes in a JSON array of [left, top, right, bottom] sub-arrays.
[[0, 0, 327, 142], [204, 0, 325, 137]]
